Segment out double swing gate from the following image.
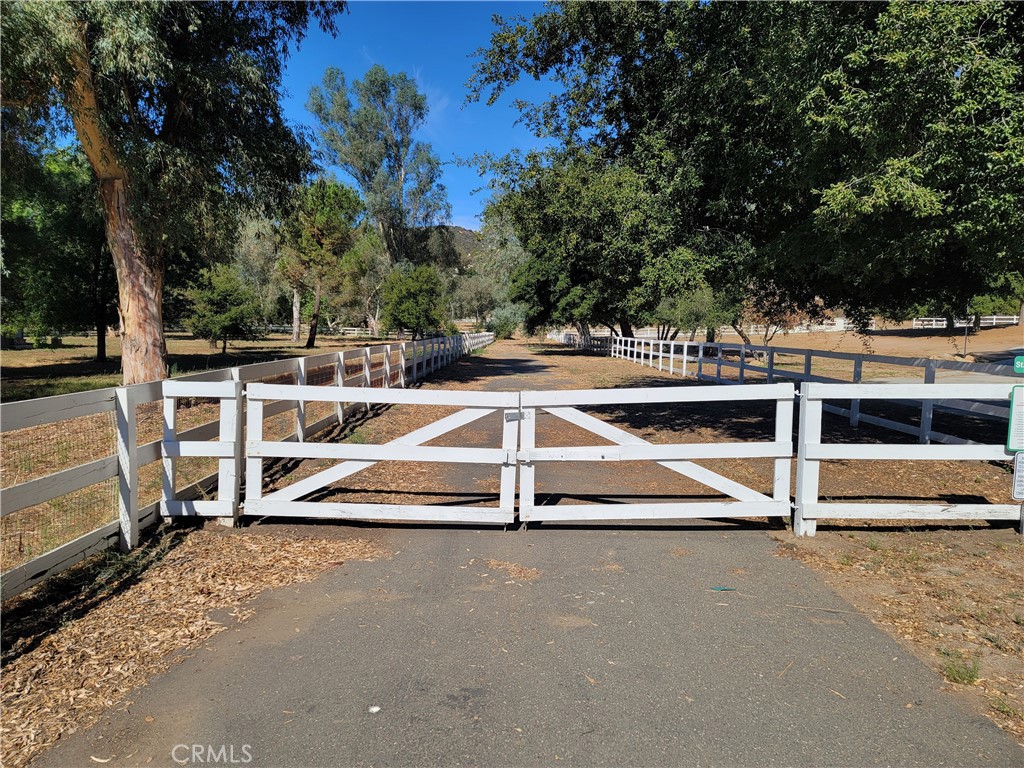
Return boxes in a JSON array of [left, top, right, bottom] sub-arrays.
[[161, 381, 798, 526]]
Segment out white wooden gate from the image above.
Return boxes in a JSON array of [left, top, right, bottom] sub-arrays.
[[517, 384, 795, 522], [243, 384, 519, 524]]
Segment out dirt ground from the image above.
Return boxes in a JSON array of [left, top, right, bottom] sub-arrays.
[[749, 321, 1022, 360]]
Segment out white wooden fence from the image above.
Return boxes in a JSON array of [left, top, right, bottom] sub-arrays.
[[913, 315, 1019, 329], [600, 336, 1017, 445], [795, 382, 1022, 536], [0, 332, 494, 600]]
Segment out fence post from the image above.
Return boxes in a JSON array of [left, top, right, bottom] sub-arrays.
[[245, 396, 264, 510], [774, 388, 795, 510], [794, 386, 821, 537], [399, 342, 407, 388], [658, 341, 664, 371], [738, 345, 746, 384], [767, 349, 775, 383], [669, 342, 675, 375], [161, 392, 176, 519], [682, 342, 689, 378], [115, 386, 138, 551], [850, 357, 862, 427], [803, 351, 812, 382], [218, 380, 244, 527], [335, 351, 346, 424], [920, 361, 935, 444], [697, 343, 704, 380], [384, 342, 392, 388], [716, 344, 723, 383], [296, 357, 308, 442], [363, 346, 372, 412]]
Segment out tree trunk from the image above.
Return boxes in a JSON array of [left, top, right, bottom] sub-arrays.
[[731, 322, 754, 346], [291, 287, 302, 342], [688, 327, 698, 342], [100, 179, 167, 383], [305, 280, 322, 349], [68, 38, 166, 383], [222, 336, 228, 354], [618, 319, 635, 338], [706, 327, 717, 343]]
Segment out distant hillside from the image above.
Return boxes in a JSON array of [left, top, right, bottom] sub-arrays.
[[447, 225, 481, 263]]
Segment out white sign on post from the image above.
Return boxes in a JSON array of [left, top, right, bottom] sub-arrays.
[[1014, 452, 1024, 502], [1009, 386, 1024, 453]]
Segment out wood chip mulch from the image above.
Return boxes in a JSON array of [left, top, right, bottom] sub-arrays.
[[1, 528, 386, 768]]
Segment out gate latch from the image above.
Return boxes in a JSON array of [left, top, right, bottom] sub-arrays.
[[504, 411, 524, 423]]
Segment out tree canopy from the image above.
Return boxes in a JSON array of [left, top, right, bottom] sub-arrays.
[[470, 1, 1024, 335], [1, 0, 345, 381]]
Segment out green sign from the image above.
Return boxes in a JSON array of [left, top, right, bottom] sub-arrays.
[[1015, 355, 1024, 375]]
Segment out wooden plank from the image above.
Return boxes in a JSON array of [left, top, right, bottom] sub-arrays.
[[162, 441, 237, 458], [163, 499, 235, 516], [519, 408, 537, 517], [247, 382, 516, 408], [234, 357, 298, 381], [803, 503, 1021, 521], [543, 406, 773, 503], [525, 442, 792, 462], [803, 382, 1013, 401], [245, 499, 515, 524], [1, 521, 120, 601], [1, 455, 118, 518], [521, 383, 794, 408], [805, 444, 1007, 461], [260, 407, 496, 502], [163, 380, 239, 398], [245, 399, 265, 502], [794, 395, 822, 537], [115, 387, 139, 551], [217, 385, 243, 522], [1, 388, 115, 432], [500, 407, 519, 512], [524, 501, 789, 522], [249, 441, 508, 464]]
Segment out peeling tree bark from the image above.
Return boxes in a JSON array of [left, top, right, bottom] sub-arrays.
[[67, 32, 166, 383], [291, 287, 302, 342]]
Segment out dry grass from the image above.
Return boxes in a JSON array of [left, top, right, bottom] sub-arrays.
[[0, 525, 387, 768], [485, 559, 541, 581]]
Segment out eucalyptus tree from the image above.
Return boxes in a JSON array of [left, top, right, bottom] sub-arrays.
[[1, 1, 345, 382], [307, 65, 453, 267]]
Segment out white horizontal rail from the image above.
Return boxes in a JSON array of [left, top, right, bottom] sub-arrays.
[[523, 443, 792, 462], [1, 388, 115, 431], [806, 444, 1009, 461], [801, 503, 1021, 521], [803, 383, 1015, 401], [522, 383, 793, 407], [525, 501, 789, 522], [250, 441, 511, 464], [245, 499, 514, 524], [246, 383, 517, 408]]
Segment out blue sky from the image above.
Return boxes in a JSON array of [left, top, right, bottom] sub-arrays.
[[281, 1, 553, 231]]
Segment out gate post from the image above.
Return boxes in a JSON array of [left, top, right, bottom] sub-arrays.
[[919, 361, 935, 444], [794, 386, 821, 537], [335, 351, 345, 425], [115, 386, 139, 551], [218, 381, 244, 526], [518, 407, 536, 521], [850, 357, 862, 427]]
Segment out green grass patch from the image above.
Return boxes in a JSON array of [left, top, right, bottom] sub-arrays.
[[939, 648, 980, 685]]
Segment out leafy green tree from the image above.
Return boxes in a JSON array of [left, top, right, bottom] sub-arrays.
[[471, 2, 1023, 332], [779, 1, 1024, 326], [280, 178, 363, 348], [184, 264, 263, 354], [1, 1, 344, 382], [0, 149, 116, 358], [308, 65, 452, 267], [379, 264, 446, 339]]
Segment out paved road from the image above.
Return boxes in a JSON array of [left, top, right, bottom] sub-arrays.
[[38, 343, 1023, 767]]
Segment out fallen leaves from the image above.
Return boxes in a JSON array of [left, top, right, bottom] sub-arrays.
[[0, 528, 385, 768]]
